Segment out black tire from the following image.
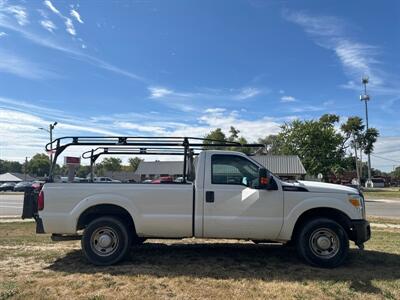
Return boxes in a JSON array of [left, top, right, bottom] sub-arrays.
[[81, 216, 131, 266], [296, 218, 349, 268]]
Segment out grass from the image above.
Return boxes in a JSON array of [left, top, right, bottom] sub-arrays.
[[0, 222, 399, 299], [363, 188, 400, 200], [368, 216, 400, 225]]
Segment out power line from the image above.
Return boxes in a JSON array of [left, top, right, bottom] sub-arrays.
[[371, 153, 400, 163]]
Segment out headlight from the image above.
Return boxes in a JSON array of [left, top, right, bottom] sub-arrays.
[[348, 194, 366, 218], [348, 195, 363, 208]]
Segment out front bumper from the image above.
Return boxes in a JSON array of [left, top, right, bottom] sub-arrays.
[[350, 219, 371, 245]]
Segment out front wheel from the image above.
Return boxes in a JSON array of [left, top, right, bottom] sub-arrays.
[[296, 218, 349, 268], [82, 216, 131, 266]]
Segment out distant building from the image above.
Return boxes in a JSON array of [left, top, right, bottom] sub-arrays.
[[103, 171, 140, 182], [0, 172, 35, 183], [135, 155, 306, 181], [135, 161, 185, 181], [251, 155, 306, 180]]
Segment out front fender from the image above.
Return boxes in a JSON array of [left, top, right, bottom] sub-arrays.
[[278, 195, 356, 241]]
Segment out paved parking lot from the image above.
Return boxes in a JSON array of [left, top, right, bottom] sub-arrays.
[[1, 192, 399, 219]]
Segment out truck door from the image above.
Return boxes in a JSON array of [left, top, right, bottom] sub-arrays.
[[203, 153, 283, 239]]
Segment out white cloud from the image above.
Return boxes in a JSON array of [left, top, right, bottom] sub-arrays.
[[43, 0, 60, 15], [0, 49, 57, 79], [284, 11, 384, 89], [64, 18, 75, 35], [40, 19, 56, 33], [70, 9, 83, 24], [0, 14, 146, 82], [114, 122, 166, 134], [0, 97, 283, 162], [281, 95, 296, 102], [43, 0, 76, 36], [149, 86, 174, 99], [0, 31, 6, 37], [371, 136, 400, 171], [204, 108, 226, 114], [233, 87, 261, 100], [0, 2, 29, 26]]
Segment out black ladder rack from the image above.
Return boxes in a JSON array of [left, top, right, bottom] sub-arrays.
[[46, 136, 266, 182]]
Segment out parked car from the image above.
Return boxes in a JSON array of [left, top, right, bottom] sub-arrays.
[[93, 177, 121, 183], [151, 176, 174, 184], [0, 182, 16, 191], [13, 181, 33, 192], [31, 181, 45, 191]]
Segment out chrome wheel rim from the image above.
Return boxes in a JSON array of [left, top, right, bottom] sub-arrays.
[[309, 228, 340, 259], [90, 227, 119, 257]]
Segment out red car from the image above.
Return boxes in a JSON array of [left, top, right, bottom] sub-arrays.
[[31, 181, 45, 190], [151, 176, 174, 184]]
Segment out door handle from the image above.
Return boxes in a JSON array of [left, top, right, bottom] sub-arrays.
[[206, 191, 214, 203]]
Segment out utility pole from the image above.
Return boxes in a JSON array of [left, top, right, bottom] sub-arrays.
[[24, 157, 28, 181], [39, 122, 57, 164], [360, 76, 372, 187]]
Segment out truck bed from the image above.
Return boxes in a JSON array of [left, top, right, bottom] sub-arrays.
[[41, 183, 194, 237]]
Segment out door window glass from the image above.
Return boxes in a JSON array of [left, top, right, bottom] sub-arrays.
[[211, 155, 259, 187]]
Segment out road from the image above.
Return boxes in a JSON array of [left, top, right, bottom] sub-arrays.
[[1, 193, 400, 218]]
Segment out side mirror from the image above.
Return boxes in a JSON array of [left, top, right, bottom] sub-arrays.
[[258, 168, 271, 189]]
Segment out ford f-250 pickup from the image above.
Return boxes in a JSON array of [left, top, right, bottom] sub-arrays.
[[22, 136, 370, 268]]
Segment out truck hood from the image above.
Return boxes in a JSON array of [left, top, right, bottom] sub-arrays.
[[284, 180, 359, 194]]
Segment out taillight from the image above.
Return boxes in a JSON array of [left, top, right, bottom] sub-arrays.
[[38, 190, 44, 211]]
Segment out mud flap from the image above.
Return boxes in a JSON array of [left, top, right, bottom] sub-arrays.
[[21, 187, 38, 219]]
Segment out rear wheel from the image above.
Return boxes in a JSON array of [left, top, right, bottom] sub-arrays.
[[82, 216, 131, 266], [296, 218, 349, 268]]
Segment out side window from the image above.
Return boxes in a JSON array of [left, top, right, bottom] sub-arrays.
[[211, 155, 259, 187]]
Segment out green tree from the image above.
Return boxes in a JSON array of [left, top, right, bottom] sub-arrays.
[[203, 128, 227, 150], [363, 127, 379, 155], [257, 135, 283, 154], [27, 154, 51, 177], [203, 127, 252, 154], [0, 160, 23, 173], [276, 114, 345, 177], [98, 157, 122, 172], [392, 166, 400, 180], [76, 165, 91, 178], [128, 157, 143, 172], [228, 126, 240, 142]]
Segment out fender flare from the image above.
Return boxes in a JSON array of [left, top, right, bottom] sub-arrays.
[[278, 196, 355, 240], [70, 193, 140, 231]]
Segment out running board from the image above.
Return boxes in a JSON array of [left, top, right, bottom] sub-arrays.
[[51, 234, 82, 241]]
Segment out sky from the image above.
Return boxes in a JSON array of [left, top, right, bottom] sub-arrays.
[[0, 0, 399, 171]]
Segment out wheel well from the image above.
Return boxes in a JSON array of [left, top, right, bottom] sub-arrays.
[[291, 207, 352, 241], [77, 204, 136, 235]]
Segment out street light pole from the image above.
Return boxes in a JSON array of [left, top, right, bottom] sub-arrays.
[[360, 76, 372, 187], [49, 122, 57, 164], [39, 122, 57, 165]]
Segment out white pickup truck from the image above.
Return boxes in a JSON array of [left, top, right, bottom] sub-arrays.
[[22, 136, 370, 268]]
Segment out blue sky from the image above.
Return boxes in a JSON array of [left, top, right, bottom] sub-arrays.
[[0, 0, 399, 171]]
